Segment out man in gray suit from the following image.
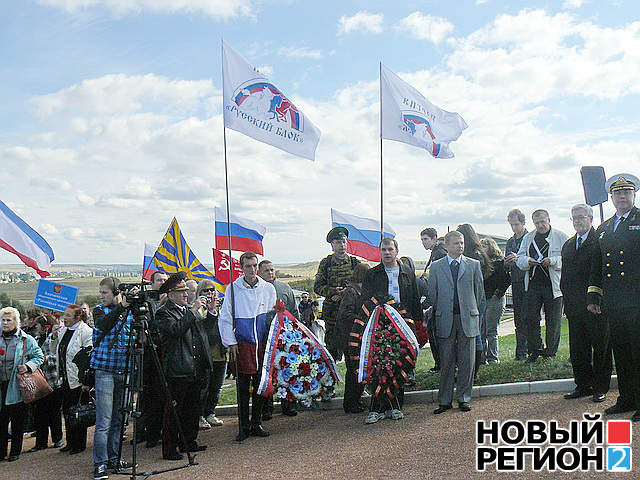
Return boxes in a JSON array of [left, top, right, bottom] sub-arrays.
[[428, 230, 485, 413]]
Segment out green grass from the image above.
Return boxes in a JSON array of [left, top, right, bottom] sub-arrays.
[[218, 317, 582, 405]]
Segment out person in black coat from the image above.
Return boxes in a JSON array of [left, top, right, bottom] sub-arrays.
[[156, 272, 213, 460], [561, 204, 612, 403]]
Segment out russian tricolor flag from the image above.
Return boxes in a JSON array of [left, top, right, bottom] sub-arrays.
[[214, 207, 266, 255], [331, 209, 396, 263], [0, 200, 54, 277], [142, 242, 159, 281]]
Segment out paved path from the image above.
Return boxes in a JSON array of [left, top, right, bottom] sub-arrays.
[[5, 390, 636, 479]]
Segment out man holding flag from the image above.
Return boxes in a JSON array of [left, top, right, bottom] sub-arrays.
[[314, 227, 361, 361]]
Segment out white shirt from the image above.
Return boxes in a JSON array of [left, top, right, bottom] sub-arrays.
[[384, 266, 401, 303], [446, 254, 461, 265], [614, 210, 631, 231]]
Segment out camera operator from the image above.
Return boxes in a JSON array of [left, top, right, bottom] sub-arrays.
[[156, 272, 212, 461], [91, 277, 135, 480], [134, 271, 167, 448]]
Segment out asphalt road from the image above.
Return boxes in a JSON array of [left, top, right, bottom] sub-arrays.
[[4, 390, 636, 479]]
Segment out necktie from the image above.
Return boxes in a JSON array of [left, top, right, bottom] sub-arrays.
[[450, 260, 460, 314], [577, 236, 583, 249], [615, 215, 625, 232]]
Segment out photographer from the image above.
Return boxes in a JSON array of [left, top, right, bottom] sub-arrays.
[[91, 277, 134, 480], [156, 272, 211, 461], [196, 280, 226, 429]]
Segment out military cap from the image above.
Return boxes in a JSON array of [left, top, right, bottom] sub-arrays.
[[326, 226, 349, 243], [606, 173, 639, 193], [159, 271, 189, 294]]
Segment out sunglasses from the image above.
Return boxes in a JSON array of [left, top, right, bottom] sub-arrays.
[[201, 288, 216, 293]]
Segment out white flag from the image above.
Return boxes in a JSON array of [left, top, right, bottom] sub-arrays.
[[380, 64, 467, 159], [222, 41, 321, 161]]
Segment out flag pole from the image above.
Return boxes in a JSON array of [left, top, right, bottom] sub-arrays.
[[221, 39, 243, 442], [379, 62, 384, 243]]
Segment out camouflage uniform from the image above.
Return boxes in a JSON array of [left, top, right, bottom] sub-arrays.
[[314, 254, 360, 359]]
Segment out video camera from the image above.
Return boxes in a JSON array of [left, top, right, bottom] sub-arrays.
[[118, 281, 151, 325]]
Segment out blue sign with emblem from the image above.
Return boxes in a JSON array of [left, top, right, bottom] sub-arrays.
[[33, 279, 79, 312]]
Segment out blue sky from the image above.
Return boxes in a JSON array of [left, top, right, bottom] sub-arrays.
[[2, 0, 640, 267]]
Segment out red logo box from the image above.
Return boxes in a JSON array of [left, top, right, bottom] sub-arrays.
[[608, 420, 632, 445]]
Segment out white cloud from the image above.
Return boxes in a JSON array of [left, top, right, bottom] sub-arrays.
[[36, 0, 254, 19], [277, 46, 323, 60], [396, 12, 454, 44], [338, 11, 384, 35], [563, 0, 586, 8]]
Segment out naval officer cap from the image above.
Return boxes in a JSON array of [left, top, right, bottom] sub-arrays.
[[606, 173, 639, 193], [159, 271, 190, 294], [326, 226, 349, 243]]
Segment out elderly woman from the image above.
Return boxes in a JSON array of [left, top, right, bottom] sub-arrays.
[[0, 306, 44, 462], [30, 312, 64, 451], [50, 304, 93, 454], [197, 280, 227, 429]]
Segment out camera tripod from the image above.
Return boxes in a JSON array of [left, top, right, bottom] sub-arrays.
[[111, 297, 199, 479]]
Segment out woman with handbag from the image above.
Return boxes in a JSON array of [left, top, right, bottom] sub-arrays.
[[50, 304, 93, 455], [0, 306, 44, 462], [30, 312, 64, 451]]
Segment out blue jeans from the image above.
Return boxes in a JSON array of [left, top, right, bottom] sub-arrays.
[[93, 370, 125, 467]]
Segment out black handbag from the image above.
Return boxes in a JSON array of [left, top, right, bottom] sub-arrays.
[[72, 346, 94, 388], [65, 392, 96, 430]]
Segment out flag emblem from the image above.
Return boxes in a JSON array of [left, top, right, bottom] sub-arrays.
[[233, 81, 302, 132]]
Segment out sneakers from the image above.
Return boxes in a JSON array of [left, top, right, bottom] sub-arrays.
[[94, 465, 108, 480], [199, 416, 212, 430], [205, 414, 223, 427], [364, 411, 385, 424], [107, 459, 136, 472], [384, 409, 404, 420]]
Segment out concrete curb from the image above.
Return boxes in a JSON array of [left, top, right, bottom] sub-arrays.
[[214, 375, 618, 416]]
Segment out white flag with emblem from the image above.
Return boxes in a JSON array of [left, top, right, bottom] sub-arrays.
[[380, 63, 467, 159], [222, 41, 321, 161]]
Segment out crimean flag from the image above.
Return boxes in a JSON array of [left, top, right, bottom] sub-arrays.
[[153, 218, 225, 295], [380, 63, 467, 159], [0, 200, 54, 277], [213, 248, 243, 285]]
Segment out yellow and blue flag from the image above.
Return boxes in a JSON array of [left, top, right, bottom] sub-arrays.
[[152, 218, 226, 296]]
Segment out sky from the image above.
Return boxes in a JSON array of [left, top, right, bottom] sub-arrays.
[[2, 0, 640, 268]]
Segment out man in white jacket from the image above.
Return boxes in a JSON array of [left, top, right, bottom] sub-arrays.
[[219, 252, 276, 442], [516, 209, 568, 362]]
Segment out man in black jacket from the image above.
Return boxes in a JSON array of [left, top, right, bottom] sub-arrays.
[[156, 272, 212, 460], [561, 204, 612, 403], [359, 238, 421, 422], [588, 174, 640, 422]]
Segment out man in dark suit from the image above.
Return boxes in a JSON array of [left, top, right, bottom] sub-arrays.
[[561, 204, 612, 403], [428, 231, 485, 414], [588, 173, 640, 422], [156, 272, 212, 460]]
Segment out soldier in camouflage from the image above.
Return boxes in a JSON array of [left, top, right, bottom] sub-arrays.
[[314, 227, 361, 361]]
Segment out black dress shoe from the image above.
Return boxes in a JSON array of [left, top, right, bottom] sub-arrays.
[[592, 393, 606, 403], [605, 403, 634, 415], [262, 412, 273, 421], [632, 411, 640, 422], [180, 443, 207, 453], [564, 388, 592, 399], [28, 445, 47, 452], [69, 448, 85, 455], [163, 452, 183, 461], [282, 408, 298, 417], [527, 353, 539, 363], [59, 444, 72, 452], [433, 404, 452, 414], [458, 402, 472, 412], [250, 425, 270, 437], [7, 455, 19, 462], [145, 440, 158, 448], [235, 431, 249, 442]]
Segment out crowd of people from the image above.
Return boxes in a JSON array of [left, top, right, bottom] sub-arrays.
[[0, 172, 638, 480]]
